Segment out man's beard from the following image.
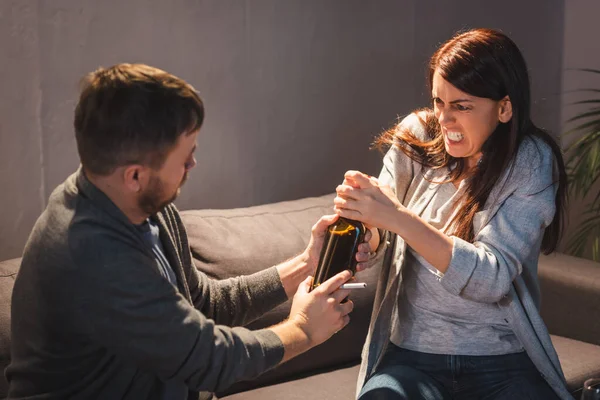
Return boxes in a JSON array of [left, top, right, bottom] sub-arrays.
[[138, 172, 188, 215]]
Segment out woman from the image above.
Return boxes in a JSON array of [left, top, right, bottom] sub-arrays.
[[334, 28, 571, 399]]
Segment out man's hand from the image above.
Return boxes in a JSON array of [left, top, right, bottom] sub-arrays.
[[288, 271, 353, 346], [302, 214, 339, 275], [270, 270, 353, 363]]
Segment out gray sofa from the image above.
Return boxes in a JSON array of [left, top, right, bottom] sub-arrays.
[[1, 193, 599, 399]]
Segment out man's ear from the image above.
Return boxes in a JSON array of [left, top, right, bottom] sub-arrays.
[[122, 165, 148, 193], [498, 95, 513, 123]]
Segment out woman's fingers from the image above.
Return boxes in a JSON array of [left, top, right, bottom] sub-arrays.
[[358, 242, 371, 253], [336, 184, 359, 200], [333, 195, 358, 209], [356, 262, 368, 272], [334, 207, 362, 221], [355, 251, 370, 263], [335, 172, 393, 226], [334, 192, 367, 221], [364, 227, 372, 242], [344, 170, 376, 189]]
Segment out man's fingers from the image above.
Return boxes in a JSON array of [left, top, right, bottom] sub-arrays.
[[316, 270, 352, 295], [331, 287, 351, 303], [297, 276, 312, 294], [339, 299, 354, 316], [318, 213, 339, 226], [312, 214, 338, 233], [341, 315, 351, 330]]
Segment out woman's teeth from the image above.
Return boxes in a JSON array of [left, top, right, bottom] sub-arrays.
[[447, 131, 464, 142]]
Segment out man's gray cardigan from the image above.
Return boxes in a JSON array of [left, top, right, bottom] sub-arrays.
[[358, 113, 572, 399], [7, 169, 287, 399]]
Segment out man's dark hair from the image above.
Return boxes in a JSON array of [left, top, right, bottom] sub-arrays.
[[74, 63, 204, 175]]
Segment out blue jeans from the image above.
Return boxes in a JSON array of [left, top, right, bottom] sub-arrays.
[[358, 344, 559, 400]]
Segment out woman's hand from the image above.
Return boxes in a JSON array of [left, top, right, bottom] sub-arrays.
[[336, 170, 454, 274], [334, 170, 404, 233]]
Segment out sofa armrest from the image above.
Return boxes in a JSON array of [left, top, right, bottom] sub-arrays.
[[538, 253, 600, 346]]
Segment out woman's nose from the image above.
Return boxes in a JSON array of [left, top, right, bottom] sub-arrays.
[[437, 109, 454, 125]]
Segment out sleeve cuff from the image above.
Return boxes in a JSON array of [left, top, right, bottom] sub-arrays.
[[440, 236, 478, 296], [253, 328, 285, 371]]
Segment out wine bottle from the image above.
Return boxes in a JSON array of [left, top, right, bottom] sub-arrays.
[[310, 217, 366, 291]]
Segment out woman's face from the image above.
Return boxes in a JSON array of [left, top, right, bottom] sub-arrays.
[[432, 70, 511, 169]]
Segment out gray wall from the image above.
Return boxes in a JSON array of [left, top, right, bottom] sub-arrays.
[[559, 0, 600, 258], [0, 0, 564, 260]]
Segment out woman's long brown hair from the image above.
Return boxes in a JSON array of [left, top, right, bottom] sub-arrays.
[[376, 29, 567, 254]]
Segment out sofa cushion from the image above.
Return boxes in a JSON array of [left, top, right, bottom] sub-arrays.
[[180, 194, 381, 395], [221, 335, 600, 399], [0, 258, 20, 398], [222, 362, 361, 400], [552, 335, 600, 394]]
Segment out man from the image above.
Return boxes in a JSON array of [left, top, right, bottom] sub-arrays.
[[6, 64, 372, 399]]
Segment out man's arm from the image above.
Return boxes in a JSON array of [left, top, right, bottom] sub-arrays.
[[270, 271, 354, 363], [168, 204, 289, 327], [275, 252, 312, 300], [72, 229, 352, 392], [182, 213, 370, 327], [71, 231, 284, 392]]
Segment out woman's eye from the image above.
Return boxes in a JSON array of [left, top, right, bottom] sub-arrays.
[[455, 104, 469, 111]]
